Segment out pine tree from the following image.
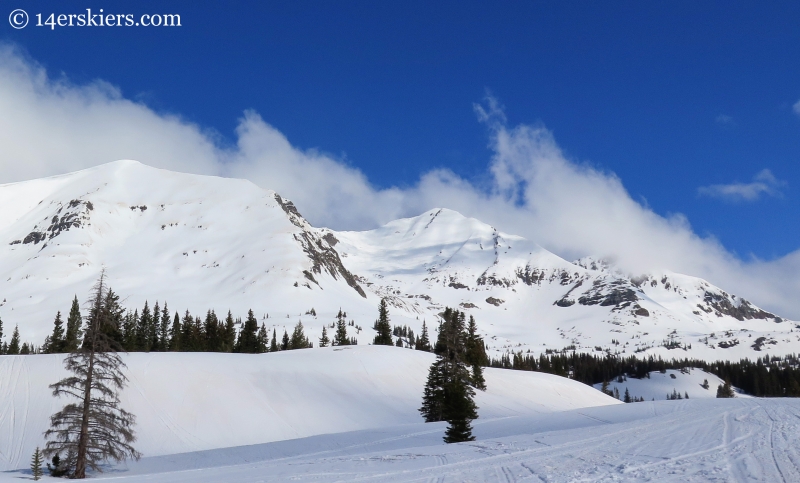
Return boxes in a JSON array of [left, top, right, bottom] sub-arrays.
[[289, 321, 310, 350], [270, 328, 279, 352], [169, 312, 181, 351], [373, 298, 393, 345], [44, 272, 140, 478], [281, 330, 290, 351], [319, 326, 330, 347], [464, 316, 487, 391], [180, 311, 195, 351], [205, 310, 221, 352], [717, 379, 735, 398], [31, 447, 43, 480], [137, 301, 152, 352], [47, 452, 71, 477], [236, 310, 259, 353], [64, 296, 82, 352], [333, 309, 349, 346], [8, 325, 20, 354], [222, 311, 236, 352], [257, 324, 268, 353], [46, 311, 66, 354], [415, 320, 431, 351], [0, 314, 4, 354], [158, 303, 170, 351], [623, 387, 631, 403], [420, 308, 478, 443], [152, 301, 161, 351]]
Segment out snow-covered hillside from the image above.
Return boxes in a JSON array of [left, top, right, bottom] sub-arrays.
[[0, 346, 617, 471], [1, 161, 797, 360], [592, 368, 748, 402]]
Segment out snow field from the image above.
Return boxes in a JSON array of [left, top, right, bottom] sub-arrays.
[[592, 368, 749, 402], [0, 345, 617, 472]]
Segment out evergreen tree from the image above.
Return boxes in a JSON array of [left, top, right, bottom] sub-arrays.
[[64, 296, 82, 352], [159, 303, 171, 352], [205, 310, 221, 352], [31, 447, 43, 480], [169, 312, 181, 351], [180, 311, 195, 351], [257, 324, 268, 353], [623, 387, 631, 403], [289, 321, 311, 350], [415, 320, 431, 351], [152, 302, 161, 351], [270, 328, 279, 352], [137, 301, 152, 352], [236, 310, 259, 353], [717, 379, 735, 398], [281, 330, 290, 351], [222, 311, 236, 352], [44, 272, 140, 478], [0, 314, 4, 354], [373, 298, 393, 346], [333, 309, 349, 346], [319, 326, 330, 347], [20, 342, 31, 354], [419, 308, 478, 443], [122, 312, 136, 351], [7, 325, 20, 355], [47, 452, 71, 477], [47, 311, 66, 354], [464, 316, 487, 391]]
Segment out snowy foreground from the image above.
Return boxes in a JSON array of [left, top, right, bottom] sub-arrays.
[[3, 347, 800, 482]]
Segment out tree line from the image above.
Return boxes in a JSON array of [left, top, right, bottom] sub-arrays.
[[491, 350, 800, 397]]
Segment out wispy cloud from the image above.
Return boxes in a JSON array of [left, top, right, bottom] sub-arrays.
[[1, 45, 800, 318], [698, 169, 786, 201], [794, 100, 800, 116], [715, 114, 735, 126]]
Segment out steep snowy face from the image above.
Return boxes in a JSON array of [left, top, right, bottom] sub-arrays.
[[0, 161, 795, 361], [0, 161, 367, 342]]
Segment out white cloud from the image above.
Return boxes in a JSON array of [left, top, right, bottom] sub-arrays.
[[698, 169, 786, 201], [715, 114, 734, 125], [2, 45, 800, 318], [794, 99, 800, 116]]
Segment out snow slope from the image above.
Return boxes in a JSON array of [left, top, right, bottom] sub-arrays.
[[4, 398, 799, 482], [0, 346, 617, 472], [592, 368, 749, 402], [1, 161, 797, 361]]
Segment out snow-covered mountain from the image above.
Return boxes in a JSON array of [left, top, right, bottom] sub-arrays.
[[1, 161, 796, 360]]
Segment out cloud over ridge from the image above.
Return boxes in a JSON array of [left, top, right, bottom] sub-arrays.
[[2, 45, 800, 318]]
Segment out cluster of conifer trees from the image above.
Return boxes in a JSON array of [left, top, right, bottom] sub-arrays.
[[419, 308, 488, 443], [490, 350, 800, 397]]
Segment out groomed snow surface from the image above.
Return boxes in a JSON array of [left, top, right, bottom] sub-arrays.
[[2, 347, 799, 482]]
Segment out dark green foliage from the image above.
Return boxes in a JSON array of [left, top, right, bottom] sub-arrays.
[[281, 330, 289, 351], [717, 379, 735, 398], [169, 312, 181, 351], [64, 296, 82, 352], [289, 321, 311, 350], [159, 303, 171, 352], [8, 325, 20, 354], [372, 298, 393, 346], [46, 312, 66, 354], [47, 452, 71, 477], [20, 342, 31, 354], [257, 324, 268, 353], [623, 387, 631, 403], [333, 309, 349, 346], [235, 310, 260, 353], [180, 311, 196, 351], [222, 311, 236, 352], [270, 328, 278, 352], [415, 320, 431, 351], [464, 316, 487, 391], [137, 301, 152, 352], [0, 314, 3, 354], [319, 326, 330, 347], [420, 308, 479, 444], [31, 447, 43, 480], [204, 310, 221, 352]]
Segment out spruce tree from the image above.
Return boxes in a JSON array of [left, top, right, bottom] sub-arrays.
[[236, 310, 259, 353], [623, 387, 631, 403], [169, 312, 181, 351], [158, 303, 171, 351], [44, 272, 140, 478], [419, 308, 478, 443], [8, 325, 20, 354], [373, 298, 393, 345], [333, 309, 349, 346], [464, 316, 487, 391], [319, 326, 330, 347], [180, 311, 195, 351], [257, 324, 268, 353], [223, 311, 236, 352], [0, 314, 4, 354], [281, 330, 290, 351], [47, 452, 70, 477], [415, 320, 431, 351], [717, 379, 735, 398], [64, 296, 82, 352], [138, 301, 152, 352], [205, 310, 221, 352], [289, 321, 310, 350], [47, 311, 66, 354], [270, 328, 279, 352], [152, 301, 161, 351], [31, 447, 43, 480], [122, 313, 136, 351]]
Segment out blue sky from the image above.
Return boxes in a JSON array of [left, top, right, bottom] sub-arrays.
[[2, 2, 799, 265]]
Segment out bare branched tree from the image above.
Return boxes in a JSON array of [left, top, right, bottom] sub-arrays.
[[44, 271, 140, 478]]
